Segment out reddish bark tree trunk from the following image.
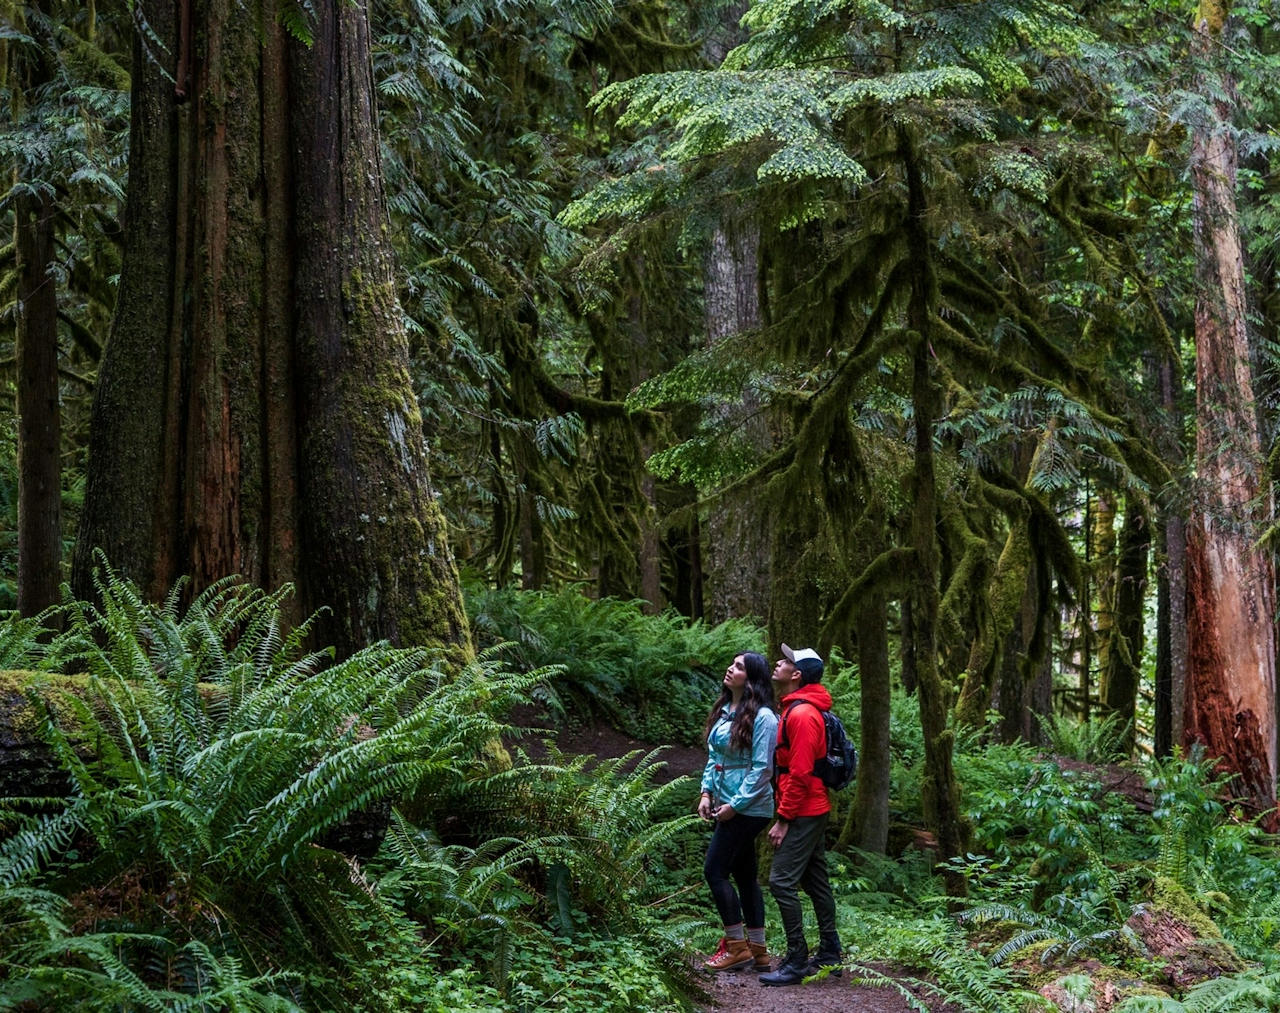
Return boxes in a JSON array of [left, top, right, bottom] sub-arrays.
[[74, 0, 467, 655], [15, 190, 61, 617], [1184, 0, 1276, 804]]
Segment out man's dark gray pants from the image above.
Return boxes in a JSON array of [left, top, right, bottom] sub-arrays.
[[768, 812, 840, 958]]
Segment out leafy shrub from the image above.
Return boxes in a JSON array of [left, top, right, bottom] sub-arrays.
[[466, 582, 762, 744]]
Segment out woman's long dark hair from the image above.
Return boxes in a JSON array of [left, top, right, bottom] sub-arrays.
[[703, 652, 772, 754]]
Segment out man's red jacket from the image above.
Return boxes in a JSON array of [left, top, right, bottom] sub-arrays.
[[774, 683, 832, 820]]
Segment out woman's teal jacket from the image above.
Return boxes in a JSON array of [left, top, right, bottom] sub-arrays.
[[700, 705, 778, 818]]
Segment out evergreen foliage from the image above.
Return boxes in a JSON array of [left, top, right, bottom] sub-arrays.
[[467, 582, 762, 743]]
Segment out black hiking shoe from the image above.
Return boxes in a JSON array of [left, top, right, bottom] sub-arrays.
[[806, 952, 843, 978], [808, 936, 843, 977], [759, 949, 809, 986]]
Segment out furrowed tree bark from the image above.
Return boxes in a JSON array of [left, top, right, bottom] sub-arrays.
[[1103, 498, 1149, 755], [704, 225, 771, 624], [74, 0, 468, 656], [1155, 350, 1187, 759], [904, 141, 967, 897], [15, 189, 61, 618], [293, 0, 466, 651], [1184, 0, 1276, 805]]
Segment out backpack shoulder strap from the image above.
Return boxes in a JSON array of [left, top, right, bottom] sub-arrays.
[[779, 700, 820, 751]]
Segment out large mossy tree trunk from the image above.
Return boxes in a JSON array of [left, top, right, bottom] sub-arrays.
[[15, 189, 62, 619], [73, 0, 467, 655], [904, 142, 966, 896], [1183, 0, 1276, 805], [954, 518, 1030, 729]]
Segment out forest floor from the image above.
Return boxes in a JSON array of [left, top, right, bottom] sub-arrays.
[[700, 964, 946, 1012], [506, 707, 707, 782]]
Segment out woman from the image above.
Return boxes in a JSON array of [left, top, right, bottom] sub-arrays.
[[698, 651, 778, 972]]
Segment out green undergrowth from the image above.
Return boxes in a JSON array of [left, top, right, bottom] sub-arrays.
[[7, 578, 1280, 1012], [465, 582, 763, 745], [804, 663, 1280, 1012], [0, 572, 711, 1013]]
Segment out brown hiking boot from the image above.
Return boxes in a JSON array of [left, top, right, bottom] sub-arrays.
[[704, 937, 753, 972], [748, 941, 770, 970]]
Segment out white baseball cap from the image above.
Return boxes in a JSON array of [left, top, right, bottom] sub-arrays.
[[780, 644, 822, 665]]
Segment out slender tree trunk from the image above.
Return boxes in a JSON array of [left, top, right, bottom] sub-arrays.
[[1155, 527, 1173, 758], [628, 274, 663, 613], [689, 514, 704, 620], [1184, 0, 1276, 805], [1167, 518, 1189, 748], [1093, 490, 1118, 692], [519, 479, 546, 591], [74, 0, 467, 655], [904, 142, 967, 896], [1103, 498, 1149, 754], [995, 562, 1038, 745], [15, 190, 61, 617], [899, 597, 916, 695], [850, 593, 891, 854]]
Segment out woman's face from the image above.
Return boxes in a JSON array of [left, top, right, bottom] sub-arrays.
[[723, 655, 749, 694]]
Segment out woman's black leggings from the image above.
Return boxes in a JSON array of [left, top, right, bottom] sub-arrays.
[[703, 814, 771, 928]]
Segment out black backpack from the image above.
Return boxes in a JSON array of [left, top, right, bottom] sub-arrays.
[[780, 702, 858, 791]]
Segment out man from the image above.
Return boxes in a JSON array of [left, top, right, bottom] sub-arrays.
[[759, 644, 843, 986]]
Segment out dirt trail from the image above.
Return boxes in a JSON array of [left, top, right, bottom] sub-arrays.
[[701, 964, 943, 1012]]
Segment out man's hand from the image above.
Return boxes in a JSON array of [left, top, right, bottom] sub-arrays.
[[698, 794, 713, 821], [715, 804, 736, 822], [768, 820, 789, 848]]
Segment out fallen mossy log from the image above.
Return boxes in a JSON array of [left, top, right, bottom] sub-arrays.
[[0, 670, 390, 858], [0, 670, 92, 800]]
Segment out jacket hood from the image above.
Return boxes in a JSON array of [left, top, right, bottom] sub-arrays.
[[782, 683, 832, 711]]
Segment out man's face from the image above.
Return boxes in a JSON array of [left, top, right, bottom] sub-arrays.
[[773, 658, 800, 694]]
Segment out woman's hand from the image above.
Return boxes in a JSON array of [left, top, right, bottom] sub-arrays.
[[714, 804, 736, 822], [698, 794, 713, 821]]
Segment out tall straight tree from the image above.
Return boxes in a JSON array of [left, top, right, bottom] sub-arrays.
[[1184, 0, 1276, 804], [700, 2, 771, 625], [15, 189, 60, 618], [11, 2, 62, 619], [73, 0, 468, 655]]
